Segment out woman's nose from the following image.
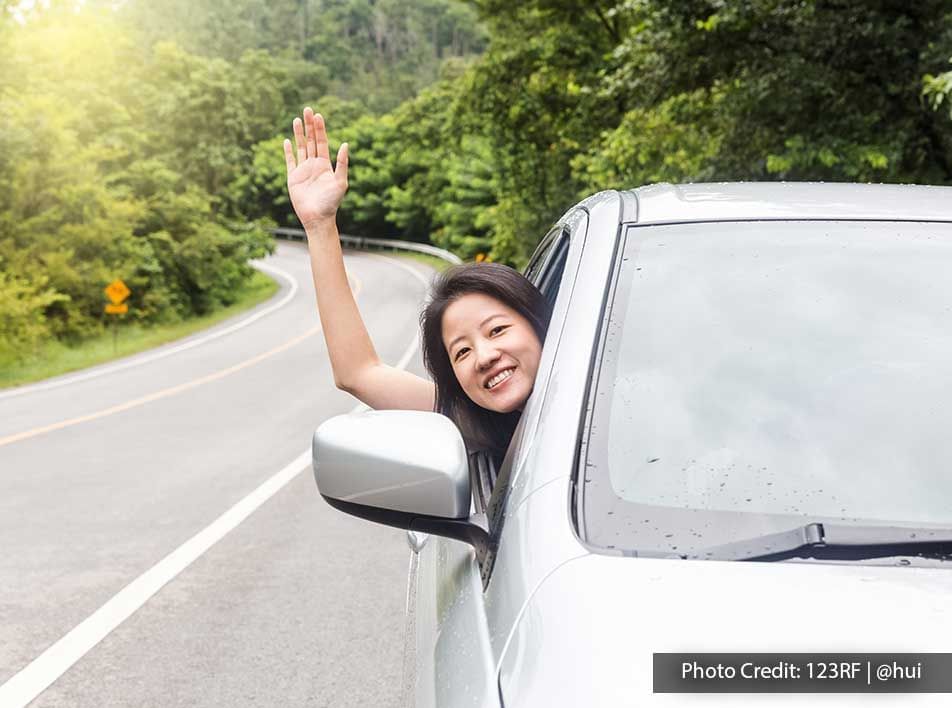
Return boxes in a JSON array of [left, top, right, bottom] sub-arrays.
[[475, 342, 501, 370]]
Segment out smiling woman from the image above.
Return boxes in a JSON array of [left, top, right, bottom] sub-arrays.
[[283, 107, 551, 463], [422, 265, 549, 461]]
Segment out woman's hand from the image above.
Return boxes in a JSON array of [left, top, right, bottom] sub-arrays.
[[283, 107, 349, 230]]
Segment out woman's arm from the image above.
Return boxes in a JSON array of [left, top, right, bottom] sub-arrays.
[[284, 108, 435, 411]]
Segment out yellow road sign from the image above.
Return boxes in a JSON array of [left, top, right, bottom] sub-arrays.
[[105, 303, 128, 315], [104, 279, 130, 305]]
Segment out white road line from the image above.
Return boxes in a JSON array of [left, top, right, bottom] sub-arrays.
[[0, 261, 297, 401], [0, 449, 311, 708], [0, 255, 428, 708]]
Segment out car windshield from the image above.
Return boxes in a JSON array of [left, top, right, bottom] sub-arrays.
[[580, 219, 952, 562]]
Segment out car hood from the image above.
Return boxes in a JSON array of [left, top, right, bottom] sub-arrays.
[[498, 553, 952, 707]]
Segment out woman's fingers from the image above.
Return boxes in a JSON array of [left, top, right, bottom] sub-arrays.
[[283, 139, 296, 175], [292, 117, 307, 165], [289, 108, 336, 174], [335, 142, 349, 185], [303, 107, 316, 159], [314, 112, 330, 160]]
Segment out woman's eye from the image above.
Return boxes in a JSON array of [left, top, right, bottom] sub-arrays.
[[490, 325, 507, 336], [454, 347, 469, 361]]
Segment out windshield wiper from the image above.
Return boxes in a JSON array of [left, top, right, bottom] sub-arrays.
[[690, 522, 952, 562]]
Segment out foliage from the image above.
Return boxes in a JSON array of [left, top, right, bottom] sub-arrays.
[[597, 0, 952, 183], [572, 86, 727, 189], [456, 2, 623, 264], [5, 0, 952, 362], [0, 5, 273, 356], [449, 0, 952, 266], [0, 266, 67, 366], [117, 0, 487, 113]]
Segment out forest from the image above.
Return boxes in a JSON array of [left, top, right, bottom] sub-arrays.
[[2, 0, 952, 366]]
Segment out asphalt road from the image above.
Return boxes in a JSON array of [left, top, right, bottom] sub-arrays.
[[0, 241, 436, 707]]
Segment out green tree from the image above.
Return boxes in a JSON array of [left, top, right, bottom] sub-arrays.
[[592, 0, 952, 182], [455, 1, 623, 264], [0, 4, 273, 358], [453, 0, 952, 264]]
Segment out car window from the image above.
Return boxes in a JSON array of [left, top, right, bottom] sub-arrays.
[[537, 235, 569, 309], [468, 449, 496, 515], [580, 219, 952, 562], [524, 226, 564, 286]]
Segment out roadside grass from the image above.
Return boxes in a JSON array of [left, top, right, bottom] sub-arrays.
[[379, 249, 457, 273], [0, 271, 279, 391]]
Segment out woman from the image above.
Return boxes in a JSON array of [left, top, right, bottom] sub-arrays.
[[283, 108, 550, 465]]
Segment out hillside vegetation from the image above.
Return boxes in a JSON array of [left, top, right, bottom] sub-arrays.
[[3, 0, 952, 367]]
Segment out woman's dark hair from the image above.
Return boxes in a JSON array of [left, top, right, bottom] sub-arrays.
[[420, 262, 552, 463]]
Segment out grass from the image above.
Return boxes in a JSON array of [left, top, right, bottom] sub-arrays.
[[384, 249, 456, 273], [0, 271, 279, 391]]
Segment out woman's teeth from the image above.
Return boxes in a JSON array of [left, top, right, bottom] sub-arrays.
[[486, 368, 514, 389]]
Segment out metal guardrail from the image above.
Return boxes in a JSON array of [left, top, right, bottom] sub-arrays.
[[271, 227, 462, 265]]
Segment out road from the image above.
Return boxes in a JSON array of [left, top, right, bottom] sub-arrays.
[[0, 241, 435, 707]]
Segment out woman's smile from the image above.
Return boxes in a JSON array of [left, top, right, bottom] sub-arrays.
[[485, 367, 515, 390]]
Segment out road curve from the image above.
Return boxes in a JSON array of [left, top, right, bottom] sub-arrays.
[[0, 241, 436, 707]]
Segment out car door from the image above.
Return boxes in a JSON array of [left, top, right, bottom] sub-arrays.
[[404, 209, 589, 708]]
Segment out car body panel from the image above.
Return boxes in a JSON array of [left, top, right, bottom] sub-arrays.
[[627, 182, 952, 225], [484, 476, 589, 666], [499, 550, 952, 707], [412, 534, 497, 708]]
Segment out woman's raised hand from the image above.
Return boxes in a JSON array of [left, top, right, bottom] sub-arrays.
[[283, 108, 349, 230]]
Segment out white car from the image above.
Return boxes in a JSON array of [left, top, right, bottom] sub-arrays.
[[314, 183, 952, 706]]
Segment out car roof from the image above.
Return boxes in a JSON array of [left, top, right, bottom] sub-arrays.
[[623, 182, 952, 225]]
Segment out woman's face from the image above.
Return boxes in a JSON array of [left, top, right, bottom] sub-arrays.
[[441, 292, 543, 414]]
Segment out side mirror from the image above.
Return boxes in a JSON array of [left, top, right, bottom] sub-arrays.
[[312, 410, 489, 559]]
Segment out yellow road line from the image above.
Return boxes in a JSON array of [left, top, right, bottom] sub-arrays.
[[0, 325, 322, 449], [0, 268, 363, 449]]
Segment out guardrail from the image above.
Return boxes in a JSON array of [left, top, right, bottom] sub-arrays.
[[271, 227, 462, 265]]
